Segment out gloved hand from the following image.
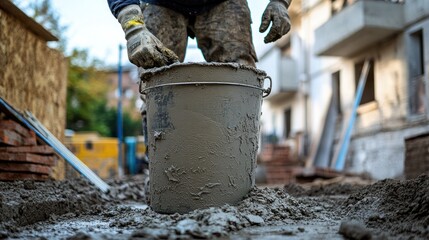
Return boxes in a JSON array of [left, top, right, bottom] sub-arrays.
[[259, 0, 292, 43], [118, 5, 179, 68]]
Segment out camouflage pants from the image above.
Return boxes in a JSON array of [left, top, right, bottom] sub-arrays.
[[141, 0, 258, 67]]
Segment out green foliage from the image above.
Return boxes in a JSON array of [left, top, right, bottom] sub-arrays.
[[66, 49, 142, 137], [97, 106, 143, 138], [66, 49, 107, 134]]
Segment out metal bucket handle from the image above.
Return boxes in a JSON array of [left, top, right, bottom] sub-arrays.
[[262, 76, 272, 98], [140, 76, 272, 98]]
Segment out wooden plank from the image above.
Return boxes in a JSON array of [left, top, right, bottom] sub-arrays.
[[0, 162, 51, 174], [0, 119, 33, 138], [0, 145, 54, 155], [0, 152, 55, 166], [331, 60, 370, 170], [0, 172, 49, 181]]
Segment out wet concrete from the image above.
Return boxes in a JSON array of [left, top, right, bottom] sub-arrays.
[[0, 174, 428, 239]]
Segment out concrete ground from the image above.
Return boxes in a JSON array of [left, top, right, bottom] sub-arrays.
[[0, 174, 428, 239]]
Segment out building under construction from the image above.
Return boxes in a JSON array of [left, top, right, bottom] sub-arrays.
[[259, 0, 429, 180]]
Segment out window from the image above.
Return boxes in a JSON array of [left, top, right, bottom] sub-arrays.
[[332, 71, 342, 115], [408, 29, 426, 115], [85, 141, 93, 150], [354, 59, 375, 105], [284, 108, 292, 139], [410, 30, 425, 78]]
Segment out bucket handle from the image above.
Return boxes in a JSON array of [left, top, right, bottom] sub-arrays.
[[140, 78, 272, 98], [262, 76, 272, 98]]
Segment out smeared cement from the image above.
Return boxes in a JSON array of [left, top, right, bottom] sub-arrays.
[[142, 63, 267, 213]]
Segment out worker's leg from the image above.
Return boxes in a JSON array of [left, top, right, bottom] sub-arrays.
[[142, 4, 188, 61], [194, 0, 257, 67]]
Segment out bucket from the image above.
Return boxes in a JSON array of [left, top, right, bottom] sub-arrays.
[[140, 63, 271, 214]]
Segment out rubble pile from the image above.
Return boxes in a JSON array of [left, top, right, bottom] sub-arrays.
[[104, 175, 148, 202], [0, 178, 103, 231], [114, 187, 313, 238], [0, 175, 428, 239], [343, 174, 429, 237]]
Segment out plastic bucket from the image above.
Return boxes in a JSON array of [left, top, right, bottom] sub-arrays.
[[140, 63, 271, 214]]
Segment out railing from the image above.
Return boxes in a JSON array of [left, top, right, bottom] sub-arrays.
[[331, 0, 404, 16]]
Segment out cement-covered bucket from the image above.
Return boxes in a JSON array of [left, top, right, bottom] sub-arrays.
[[140, 62, 271, 214]]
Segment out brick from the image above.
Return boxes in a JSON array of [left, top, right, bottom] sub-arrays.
[[0, 145, 54, 155], [0, 129, 21, 146], [0, 129, 36, 146], [0, 152, 55, 166], [0, 162, 51, 174], [0, 172, 49, 181], [0, 120, 33, 138]]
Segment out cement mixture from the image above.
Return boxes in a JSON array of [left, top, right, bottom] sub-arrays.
[[0, 174, 428, 239], [142, 62, 267, 213]]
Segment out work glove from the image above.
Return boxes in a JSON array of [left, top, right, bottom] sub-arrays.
[[260, 0, 292, 43], [118, 5, 179, 69]]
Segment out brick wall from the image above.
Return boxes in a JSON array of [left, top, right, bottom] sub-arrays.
[[260, 144, 301, 184]]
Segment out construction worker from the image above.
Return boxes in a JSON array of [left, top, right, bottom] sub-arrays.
[[108, 0, 291, 203], [107, 0, 291, 69]]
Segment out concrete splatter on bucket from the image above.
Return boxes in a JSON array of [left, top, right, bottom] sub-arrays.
[[140, 62, 271, 213]]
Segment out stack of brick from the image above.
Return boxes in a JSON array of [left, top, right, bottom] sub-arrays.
[[0, 119, 56, 180], [405, 133, 429, 179], [260, 144, 301, 184]]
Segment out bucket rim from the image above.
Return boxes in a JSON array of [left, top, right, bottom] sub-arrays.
[[139, 62, 267, 83]]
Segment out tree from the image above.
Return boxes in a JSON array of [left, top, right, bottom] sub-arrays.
[[13, 0, 67, 51], [66, 49, 142, 137], [66, 49, 111, 136]]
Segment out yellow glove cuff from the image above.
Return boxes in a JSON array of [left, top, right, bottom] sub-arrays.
[[124, 17, 145, 30]]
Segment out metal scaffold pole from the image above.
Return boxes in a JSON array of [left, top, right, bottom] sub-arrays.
[[117, 44, 124, 177]]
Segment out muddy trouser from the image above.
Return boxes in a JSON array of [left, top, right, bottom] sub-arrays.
[[138, 0, 258, 159], [141, 0, 257, 66]]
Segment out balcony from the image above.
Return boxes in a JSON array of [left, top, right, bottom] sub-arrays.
[[266, 57, 299, 103], [315, 0, 405, 57]]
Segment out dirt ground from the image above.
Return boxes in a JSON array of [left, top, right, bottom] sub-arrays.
[[0, 174, 428, 239]]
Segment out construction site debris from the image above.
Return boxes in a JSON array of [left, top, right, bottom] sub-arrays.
[[0, 174, 427, 239]]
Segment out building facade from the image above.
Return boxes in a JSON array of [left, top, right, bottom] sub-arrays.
[[257, 0, 429, 179]]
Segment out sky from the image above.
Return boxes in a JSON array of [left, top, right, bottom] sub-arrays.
[[49, 0, 274, 67]]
